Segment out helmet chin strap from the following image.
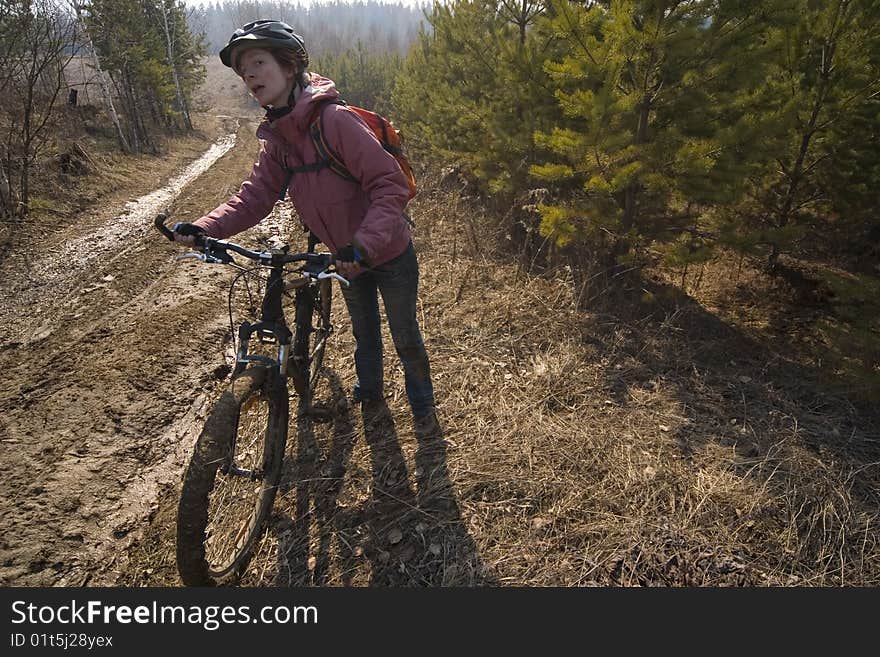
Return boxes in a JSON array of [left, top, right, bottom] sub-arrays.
[[262, 76, 304, 119], [264, 104, 291, 120]]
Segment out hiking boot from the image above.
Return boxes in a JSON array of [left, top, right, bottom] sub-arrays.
[[413, 410, 441, 438], [361, 398, 391, 434]]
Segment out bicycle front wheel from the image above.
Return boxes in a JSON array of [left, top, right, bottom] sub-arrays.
[[176, 365, 288, 586]]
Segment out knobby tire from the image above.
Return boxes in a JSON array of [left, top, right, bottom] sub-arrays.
[[176, 365, 288, 586], [292, 278, 332, 404]]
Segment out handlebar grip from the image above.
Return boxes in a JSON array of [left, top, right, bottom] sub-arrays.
[[154, 212, 175, 241]]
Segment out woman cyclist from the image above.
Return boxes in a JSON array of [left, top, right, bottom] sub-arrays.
[[173, 20, 437, 431]]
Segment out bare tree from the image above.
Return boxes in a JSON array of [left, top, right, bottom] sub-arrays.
[[68, 0, 130, 153], [231, 1, 261, 31], [0, 0, 78, 218], [159, 0, 193, 130], [0, 1, 28, 215]]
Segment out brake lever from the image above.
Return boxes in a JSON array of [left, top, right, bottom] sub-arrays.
[[206, 248, 235, 265], [174, 249, 235, 265], [318, 271, 350, 287], [175, 252, 207, 263]]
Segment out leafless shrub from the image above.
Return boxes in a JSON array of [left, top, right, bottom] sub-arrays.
[[0, 0, 78, 218]]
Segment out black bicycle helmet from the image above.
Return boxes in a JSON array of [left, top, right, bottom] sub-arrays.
[[219, 20, 308, 71]]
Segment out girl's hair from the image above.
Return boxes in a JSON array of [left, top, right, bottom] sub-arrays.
[[234, 46, 309, 87]]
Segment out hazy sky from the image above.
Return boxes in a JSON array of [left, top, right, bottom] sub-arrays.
[[183, 0, 427, 7]]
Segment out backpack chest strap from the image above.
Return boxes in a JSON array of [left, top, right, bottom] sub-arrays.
[[278, 160, 330, 201]]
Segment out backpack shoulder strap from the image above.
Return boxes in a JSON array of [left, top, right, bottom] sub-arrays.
[[310, 100, 357, 182], [278, 160, 329, 201], [277, 100, 347, 200]]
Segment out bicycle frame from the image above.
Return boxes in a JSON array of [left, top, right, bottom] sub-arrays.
[[235, 246, 334, 382], [154, 213, 344, 381]]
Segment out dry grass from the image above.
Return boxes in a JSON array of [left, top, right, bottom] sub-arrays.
[[122, 168, 880, 588], [303, 172, 878, 587]]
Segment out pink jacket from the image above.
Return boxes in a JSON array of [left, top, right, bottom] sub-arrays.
[[194, 74, 412, 269]]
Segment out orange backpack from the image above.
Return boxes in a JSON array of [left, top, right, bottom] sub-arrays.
[[308, 100, 417, 200]]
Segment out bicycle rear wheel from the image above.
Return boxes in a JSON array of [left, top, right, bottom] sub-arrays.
[[176, 365, 288, 586], [308, 278, 332, 389], [291, 278, 332, 403]]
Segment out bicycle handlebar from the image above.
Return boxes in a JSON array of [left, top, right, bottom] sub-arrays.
[[154, 211, 335, 270], [154, 212, 176, 241]]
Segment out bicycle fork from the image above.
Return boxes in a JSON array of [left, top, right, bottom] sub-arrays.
[[233, 268, 293, 376]]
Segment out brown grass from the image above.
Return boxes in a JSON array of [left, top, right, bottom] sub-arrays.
[[118, 166, 880, 587], [401, 177, 880, 586]]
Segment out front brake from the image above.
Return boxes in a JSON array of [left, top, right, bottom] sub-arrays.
[[175, 249, 234, 265], [318, 271, 350, 287]]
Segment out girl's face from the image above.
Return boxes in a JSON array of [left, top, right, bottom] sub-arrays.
[[237, 47, 296, 108]]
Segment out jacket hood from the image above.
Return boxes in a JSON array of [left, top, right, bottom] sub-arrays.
[[288, 73, 339, 131]]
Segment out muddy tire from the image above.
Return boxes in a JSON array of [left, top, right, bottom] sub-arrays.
[[176, 365, 288, 586], [291, 278, 332, 404], [308, 277, 332, 389]]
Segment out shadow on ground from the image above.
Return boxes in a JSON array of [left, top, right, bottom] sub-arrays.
[[593, 277, 880, 467], [581, 275, 880, 583], [270, 371, 492, 586]]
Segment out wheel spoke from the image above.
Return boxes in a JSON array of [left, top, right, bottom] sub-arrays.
[[202, 391, 269, 572]]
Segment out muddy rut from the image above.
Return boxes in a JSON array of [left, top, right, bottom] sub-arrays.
[[0, 116, 279, 585]]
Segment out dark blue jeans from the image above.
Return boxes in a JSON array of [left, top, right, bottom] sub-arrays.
[[341, 241, 435, 418]]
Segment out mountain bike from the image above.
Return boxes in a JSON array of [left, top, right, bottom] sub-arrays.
[[155, 212, 348, 586]]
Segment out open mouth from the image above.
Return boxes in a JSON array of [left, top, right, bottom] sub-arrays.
[[251, 84, 265, 96]]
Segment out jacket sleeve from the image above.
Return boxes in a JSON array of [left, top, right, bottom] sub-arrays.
[[193, 141, 287, 240], [321, 106, 410, 260]]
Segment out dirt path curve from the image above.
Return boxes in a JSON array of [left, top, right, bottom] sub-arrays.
[[0, 115, 288, 585]]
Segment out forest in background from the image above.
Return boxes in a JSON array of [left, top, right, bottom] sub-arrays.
[[188, 0, 426, 56], [391, 1, 879, 285], [4, 0, 879, 338]]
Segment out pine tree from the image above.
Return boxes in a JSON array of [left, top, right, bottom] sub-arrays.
[[156, 0, 207, 131], [394, 0, 557, 198], [531, 0, 792, 271], [313, 43, 402, 115], [728, 0, 880, 271], [82, 0, 206, 151], [819, 87, 880, 267]]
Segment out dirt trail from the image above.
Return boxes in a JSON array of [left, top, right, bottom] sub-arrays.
[[0, 116, 273, 585]]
